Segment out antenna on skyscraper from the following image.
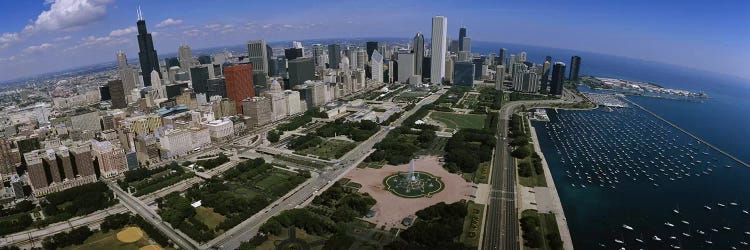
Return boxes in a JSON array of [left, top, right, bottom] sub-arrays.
[[137, 5, 143, 21]]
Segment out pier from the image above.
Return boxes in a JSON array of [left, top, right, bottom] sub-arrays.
[[624, 98, 750, 168]]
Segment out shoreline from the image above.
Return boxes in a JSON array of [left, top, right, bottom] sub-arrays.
[[527, 118, 574, 250]]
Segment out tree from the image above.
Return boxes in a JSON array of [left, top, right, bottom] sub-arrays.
[[511, 146, 531, 159], [267, 130, 281, 143]]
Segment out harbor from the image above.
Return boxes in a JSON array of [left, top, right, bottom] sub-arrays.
[[532, 95, 750, 249]]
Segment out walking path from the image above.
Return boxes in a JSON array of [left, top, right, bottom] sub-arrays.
[[529, 118, 574, 250]]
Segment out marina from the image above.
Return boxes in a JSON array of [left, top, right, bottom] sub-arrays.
[[532, 94, 750, 249]]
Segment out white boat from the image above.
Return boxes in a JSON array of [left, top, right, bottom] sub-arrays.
[[697, 230, 705, 235], [653, 235, 662, 241], [718, 203, 726, 207], [723, 226, 732, 230], [623, 224, 634, 230], [681, 220, 689, 225], [743, 210, 749, 214], [730, 202, 738, 206], [665, 222, 675, 227], [614, 239, 624, 244], [704, 205, 712, 210], [682, 233, 691, 237], [705, 240, 713, 244], [745, 231, 750, 235], [635, 238, 644, 243]]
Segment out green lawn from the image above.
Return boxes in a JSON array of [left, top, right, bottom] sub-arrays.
[[430, 112, 487, 129], [521, 209, 562, 250], [460, 201, 485, 247], [297, 139, 357, 160], [61, 228, 159, 250], [194, 206, 226, 230], [358, 160, 386, 169], [518, 158, 548, 188], [255, 173, 287, 191]]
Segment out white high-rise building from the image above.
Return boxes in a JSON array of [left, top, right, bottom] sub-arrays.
[[150, 70, 164, 99], [462, 37, 471, 52], [519, 51, 527, 62], [430, 16, 447, 84], [371, 50, 384, 83], [248, 40, 269, 76], [495, 65, 505, 90], [116, 51, 128, 70]]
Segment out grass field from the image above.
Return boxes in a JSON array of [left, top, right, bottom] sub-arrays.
[[518, 157, 548, 188], [61, 228, 157, 250], [255, 173, 287, 191], [297, 139, 357, 160], [430, 112, 487, 130], [194, 206, 226, 230], [460, 201, 485, 247], [521, 209, 561, 250], [358, 160, 386, 169]]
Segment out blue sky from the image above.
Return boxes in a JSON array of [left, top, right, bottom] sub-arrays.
[[0, 0, 748, 82]]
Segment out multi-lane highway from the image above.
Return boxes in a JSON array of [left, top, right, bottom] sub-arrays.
[[482, 97, 577, 250]]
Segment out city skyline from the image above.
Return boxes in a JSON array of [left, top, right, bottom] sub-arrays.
[[0, 0, 748, 83]]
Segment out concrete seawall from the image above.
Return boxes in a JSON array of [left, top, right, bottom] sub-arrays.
[[624, 98, 750, 168]]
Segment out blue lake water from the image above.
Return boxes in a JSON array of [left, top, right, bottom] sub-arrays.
[[473, 41, 750, 248]]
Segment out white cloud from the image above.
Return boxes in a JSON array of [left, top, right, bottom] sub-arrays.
[[182, 29, 206, 37], [156, 18, 183, 28], [109, 26, 137, 36], [0, 33, 20, 49], [54, 35, 72, 41], [23, 43, 54, 53], [31, 0, 113, 31]]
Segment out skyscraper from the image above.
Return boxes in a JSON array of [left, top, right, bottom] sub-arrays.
[[136, 7, 160, 87], [312, 44, 325, 66], [284, 48, 303, 60], [288, 57, 315, 88], [550, 62, 566, 95], [224, 64, 254, 113], [569, 56, 581, 82], [458, 27, 467, 51], [498, 48, 507, 66], [178, 44, 193, 75], [371, 50, 384, 82], [108, 80, 127, 109], [116, 51, 128, 70], [190, 65, 210, 94], [413, 32, 424, 77], [247, 40, 269, 76], [462, 37, 471, 52], [366, 42, 379, 62], [327, 44, 341, 69], [431, 16, 447, 84]]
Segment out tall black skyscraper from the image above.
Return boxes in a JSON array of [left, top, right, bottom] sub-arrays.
[[569, 56, 581, 82], [413, 33, 424, 76], [284, 48, 303, 60], [458, 27, 467, 51], [136, 7, 160, 87], [550, 62, 566, 96]]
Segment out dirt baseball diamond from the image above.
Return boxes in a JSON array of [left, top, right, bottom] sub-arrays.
[[116, 227, 144, 243], [346, 156, 475, 229]]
